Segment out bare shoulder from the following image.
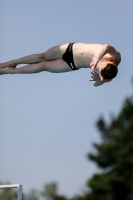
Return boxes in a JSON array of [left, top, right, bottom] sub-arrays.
[[104, 44, 121, 66]]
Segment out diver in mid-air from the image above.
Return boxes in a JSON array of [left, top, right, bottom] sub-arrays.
[[0, 43, 121, 87]]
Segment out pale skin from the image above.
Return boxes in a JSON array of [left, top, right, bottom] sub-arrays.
[[0, 43, 121, 86]]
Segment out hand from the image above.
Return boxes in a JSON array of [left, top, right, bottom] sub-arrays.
[[89, 70, 101, 82]]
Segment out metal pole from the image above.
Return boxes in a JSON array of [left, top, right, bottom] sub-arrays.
[[18, 184, 22, 200]]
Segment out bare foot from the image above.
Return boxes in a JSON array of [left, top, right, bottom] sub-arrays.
[[0, 61, 17, 68], [0, 67, 15, 75], [0, 68, 6, 75], [0, 63, 6, 68]]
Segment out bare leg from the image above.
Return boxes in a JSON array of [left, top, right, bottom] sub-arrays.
[[0, 59, 72, 75], [0, 54, 42, 69], [0, 44, 68, 68]]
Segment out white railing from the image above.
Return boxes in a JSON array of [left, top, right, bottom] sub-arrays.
[[0, 184, 22, 200]]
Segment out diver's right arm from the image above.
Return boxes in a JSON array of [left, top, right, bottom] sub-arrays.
[[89, 71, 112, 87]]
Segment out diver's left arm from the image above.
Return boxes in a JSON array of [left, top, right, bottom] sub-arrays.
[[91, 44, 121, 70]]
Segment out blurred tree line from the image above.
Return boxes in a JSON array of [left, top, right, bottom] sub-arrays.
[[1, 93, 133, 200]]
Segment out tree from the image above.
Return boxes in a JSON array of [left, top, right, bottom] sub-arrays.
[[0, 182, 18, 200], [23, 189, 39, 200], [81, 97, 133, 200], [40, 182, 67, 200], [2, 95, 133, 200]]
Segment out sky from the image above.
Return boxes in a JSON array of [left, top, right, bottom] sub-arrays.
[[0, 0, 133, 198]]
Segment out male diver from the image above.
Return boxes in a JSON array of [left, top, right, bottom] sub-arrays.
[[0, 43, 121, 87]]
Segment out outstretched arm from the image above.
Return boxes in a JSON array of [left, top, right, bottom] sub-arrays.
[[91, 44, 121, 70]]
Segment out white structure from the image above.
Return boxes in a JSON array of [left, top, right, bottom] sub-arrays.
[[0, 184, 22, 200]]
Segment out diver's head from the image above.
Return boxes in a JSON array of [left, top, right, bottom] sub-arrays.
[[100, 63, 118, 79]]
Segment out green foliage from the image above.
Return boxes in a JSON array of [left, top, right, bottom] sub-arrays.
[[85, 97, 133, 200], [0, 182, 18, 200], [23, 189, 39, 200], [0, 181, 67, 200], [1, 95, 133, 200], [40, 182, 67, 200]]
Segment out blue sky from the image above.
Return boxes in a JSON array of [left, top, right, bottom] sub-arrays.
[[0, 0, 133, 198]]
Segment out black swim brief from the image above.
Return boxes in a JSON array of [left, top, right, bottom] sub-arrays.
[[62, 43, 78, 70]]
